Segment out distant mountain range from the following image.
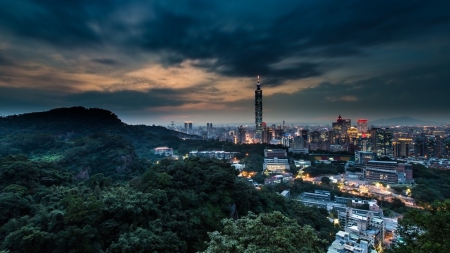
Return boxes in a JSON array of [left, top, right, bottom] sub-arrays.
[[370, 116, 444, 126]]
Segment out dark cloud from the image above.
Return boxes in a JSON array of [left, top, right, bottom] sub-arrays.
[[0, 1, 107, 48], [0, 0, 449, 123], [2, 0, 448, 83], [92, 58, 118, 65], [0, 86, 196, 113], [0, 54, 14, 66], [259, 62, 450, 122]]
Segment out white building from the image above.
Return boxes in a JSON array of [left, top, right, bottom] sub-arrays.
[[154, 147, 173, 156], [263, 157, 290, 173], [294, 159, 311, 168]]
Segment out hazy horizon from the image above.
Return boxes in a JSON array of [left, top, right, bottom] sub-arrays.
[[1, 107, 448, 127]]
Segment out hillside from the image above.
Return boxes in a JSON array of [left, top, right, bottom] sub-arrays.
[[0, 106, 196, 159], [0, 107, 336, 252]]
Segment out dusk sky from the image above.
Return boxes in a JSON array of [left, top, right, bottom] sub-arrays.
[[1, 0, 449, 126]]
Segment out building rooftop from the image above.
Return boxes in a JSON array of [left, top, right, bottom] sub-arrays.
[[154, 146, 171, 150], [367, 160, 397, 164]]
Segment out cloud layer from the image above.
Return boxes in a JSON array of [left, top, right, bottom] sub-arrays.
[[0, 0, 449, 124]]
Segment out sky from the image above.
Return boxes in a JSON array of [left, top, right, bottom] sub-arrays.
[[0, 0, 449, 126]]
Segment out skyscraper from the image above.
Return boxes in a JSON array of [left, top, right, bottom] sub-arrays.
[[255, 76, 263, 138], [331, 115, 351, 144], [238, 125, 247, 144], [184, 121, 193, 132], [357, 119, 368, 134]]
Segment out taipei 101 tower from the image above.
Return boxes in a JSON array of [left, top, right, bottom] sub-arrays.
[[255, 76, 263, 138]]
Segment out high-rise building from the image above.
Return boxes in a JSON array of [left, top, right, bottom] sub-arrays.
[[393, 138, 413, 158], [371, 128, 392, 157], [184, 121, 192, 131], [444, 138, 450, 158], [332, 115, 350, 144], [262, 122, 273, 144], [294, 135, 304, 148], [357, 119, 368, 134], [301, 130, 309, 145], [238, 125, 247, 144], [255, 76, 263, 138]]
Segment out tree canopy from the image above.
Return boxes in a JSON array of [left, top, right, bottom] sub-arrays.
[[391, 200, 450, 253], [201, 211, 328, 253]]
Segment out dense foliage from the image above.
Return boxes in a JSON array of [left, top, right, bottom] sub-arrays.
[[409, 164, 450, 205], [302, 163, 345, 177], [391, 200, 450, 253], [201, 211, 328, 253], [0, 156, 336, 252]]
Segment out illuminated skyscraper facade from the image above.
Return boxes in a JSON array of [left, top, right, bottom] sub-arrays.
[[357, 119, 368, 134], [255, 76, 263, 137], [238, 125, 247, 144]]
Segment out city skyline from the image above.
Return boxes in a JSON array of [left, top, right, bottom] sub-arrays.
[[1, 0, 449, 125]]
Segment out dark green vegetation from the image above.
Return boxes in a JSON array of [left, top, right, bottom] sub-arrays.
[[390, 200, 450, 253], [0, 107, 336, 252], [408, 164, 450, 205], [302, 163, 345, 177], [0, 156, 336, 252], [0, 107, 194, 160], [201, 211, 328, 253]]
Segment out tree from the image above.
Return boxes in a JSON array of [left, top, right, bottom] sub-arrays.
[[201, 211, 328, 253], [391, 200, 450, 253], [321, 177, 331, 185]]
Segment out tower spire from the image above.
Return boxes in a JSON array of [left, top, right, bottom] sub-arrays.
[[256, 75, 261, 90]]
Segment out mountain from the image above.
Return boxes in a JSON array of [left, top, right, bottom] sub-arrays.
[[370, 116, 443, 126], [0, 106, 197, 159], [0, 107, 123, 135]]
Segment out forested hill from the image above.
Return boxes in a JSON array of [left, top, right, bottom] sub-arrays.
[[0, 108, 337, 252], [0, 107, 193, 158], [0, 107, 124, 134], [0, 106, 186, 139]]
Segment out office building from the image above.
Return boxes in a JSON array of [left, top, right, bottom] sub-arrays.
[[301, 129, 309, 145], [264, 149, 287, 158], [364, 160, 413, 183], [357, 119, 369, 134], [371, 128, 392, 157], [263, 157, 290, 174], [263, 149, 289, 174], [184, 121, 193, 132], [294, 135, 304, 148], [355, 151, 376, 164], [238, 125, 246, 144], [444, 138, 450, 158], [262, 125, 273, 144], [332, 115, 351, 144], [347, 127, 358, 143], [393, 138, 413, 158]]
